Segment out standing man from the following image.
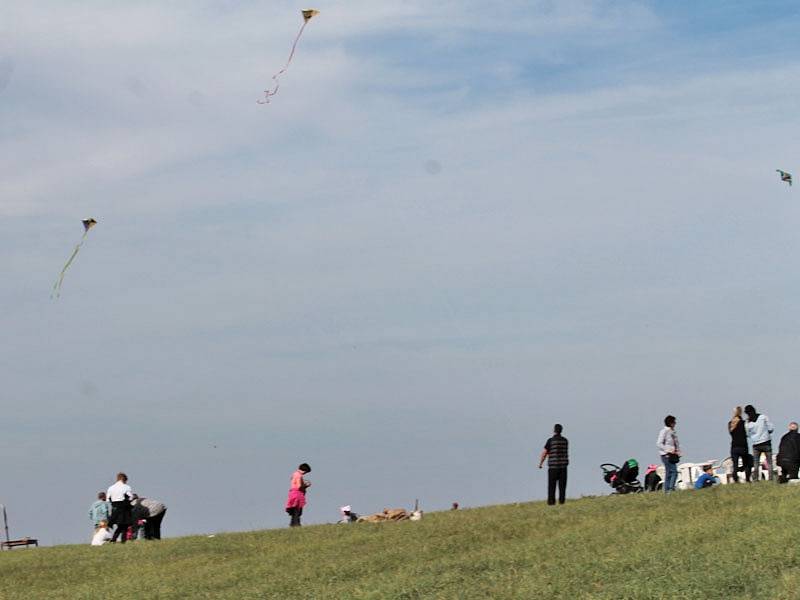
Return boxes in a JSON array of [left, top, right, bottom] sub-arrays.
[[777, 422, 800, 483], [88, 491, 111, 530], [538, 424, 569, 505], [139, 497, 167, 540], [107, 472, 134, 543]]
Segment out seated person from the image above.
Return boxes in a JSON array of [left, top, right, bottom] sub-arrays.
[[338, 505, 358, 523], [694, 464, 720, 489], [644, 465, 661, 492], [91, 520, 113, 546]]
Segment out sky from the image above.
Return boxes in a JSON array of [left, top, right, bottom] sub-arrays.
[[2, 0, 800, 545]]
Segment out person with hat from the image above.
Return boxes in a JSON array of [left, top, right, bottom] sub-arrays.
[[338, 506, 358, 523], [644, 465, 662, 492]]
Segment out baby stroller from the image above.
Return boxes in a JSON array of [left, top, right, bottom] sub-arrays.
[[601, 459, 644, 494]]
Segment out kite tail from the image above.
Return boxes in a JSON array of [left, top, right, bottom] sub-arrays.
[[51, 232, 88, 299], [257, 20, 309, 104]]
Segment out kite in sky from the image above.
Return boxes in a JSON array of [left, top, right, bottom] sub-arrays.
[[51, 219, 97, 299], [777, 169, 793, 186], [257, 9, 319, 105]]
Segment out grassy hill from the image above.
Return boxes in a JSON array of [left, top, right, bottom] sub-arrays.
[[2, 483, 799, 599]]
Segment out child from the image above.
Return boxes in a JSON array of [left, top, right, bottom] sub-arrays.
[[644, 465, 662, 492], [135, 519, 147, 540], [694, 464, 720, 489], [91, 520, 113, 546]]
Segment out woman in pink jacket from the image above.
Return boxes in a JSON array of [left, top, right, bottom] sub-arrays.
[[285, 463, 311, 527]]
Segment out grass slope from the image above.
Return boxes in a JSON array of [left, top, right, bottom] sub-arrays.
[[2, 483, 800, 599]]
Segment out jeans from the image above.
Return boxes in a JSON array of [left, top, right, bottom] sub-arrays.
[[547, 467, 567, 505], [730, 447, 752, 482], [661, 455, 678, 492], [752, 443, 773, 481]]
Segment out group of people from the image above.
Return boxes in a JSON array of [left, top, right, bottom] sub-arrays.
[[536, 404, 800, 503], [88, 473, 167, 545], [657, 404, 800, 493]]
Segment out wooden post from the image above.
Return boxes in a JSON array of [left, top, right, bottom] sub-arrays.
[[1, 505, 9, 547]]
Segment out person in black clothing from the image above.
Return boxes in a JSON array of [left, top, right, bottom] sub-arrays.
[[777, 422, 800, 483], [728, 406, 751, 483], [107, 473, 134, 543], [538, 423, 569, 505]]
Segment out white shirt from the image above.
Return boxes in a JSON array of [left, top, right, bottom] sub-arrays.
[[107, 481, 133, 502], [91, 528, 112, 546]]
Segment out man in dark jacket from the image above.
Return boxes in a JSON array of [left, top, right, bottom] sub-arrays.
[[538, 423, 569, 505], [777, 422, 800, 483]]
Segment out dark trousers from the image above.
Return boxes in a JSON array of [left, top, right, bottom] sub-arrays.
[[287, 507, 303, 526], [145, 510, 166, 539], [779, 461, 799, 483], [731, 447, 752, 482], [547, 467, 567, 505], [109, 501, 131, 543]]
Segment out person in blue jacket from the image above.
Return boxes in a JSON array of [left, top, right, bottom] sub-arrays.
[[694, 464, 720, 489]]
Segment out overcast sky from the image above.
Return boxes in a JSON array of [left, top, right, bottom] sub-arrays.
[[2, 1, 800, 545]]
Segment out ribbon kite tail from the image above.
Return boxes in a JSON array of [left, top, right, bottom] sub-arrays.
[[257, 19, 310, 104], [51, 232, 88, 299]]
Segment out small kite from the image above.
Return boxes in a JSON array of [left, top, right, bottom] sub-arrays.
[[777, 169, 793, 186], [51, 218, 97, 299], [257, 9, 319, 104]]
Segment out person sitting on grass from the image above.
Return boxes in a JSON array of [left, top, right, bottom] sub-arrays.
[[644, 465, 661, 492], [338, 506, 358, 523], [91, 520, 113, 546], [694, 465, 720, 489]]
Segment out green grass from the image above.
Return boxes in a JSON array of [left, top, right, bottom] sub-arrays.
[[3, 483, 800, 599]]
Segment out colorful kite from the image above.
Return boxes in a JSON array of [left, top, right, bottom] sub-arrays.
[[777, 169, 793, 186], [257, 9, 319, 105], [51, 219, 97, 299]]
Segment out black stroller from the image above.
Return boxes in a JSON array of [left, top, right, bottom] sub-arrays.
[[601, 459, 644, 494]]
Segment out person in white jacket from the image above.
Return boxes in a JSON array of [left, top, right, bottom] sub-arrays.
[[657, 415, 681, 493], [744, 405, 775, 481], [91, 521, 112, 546]]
